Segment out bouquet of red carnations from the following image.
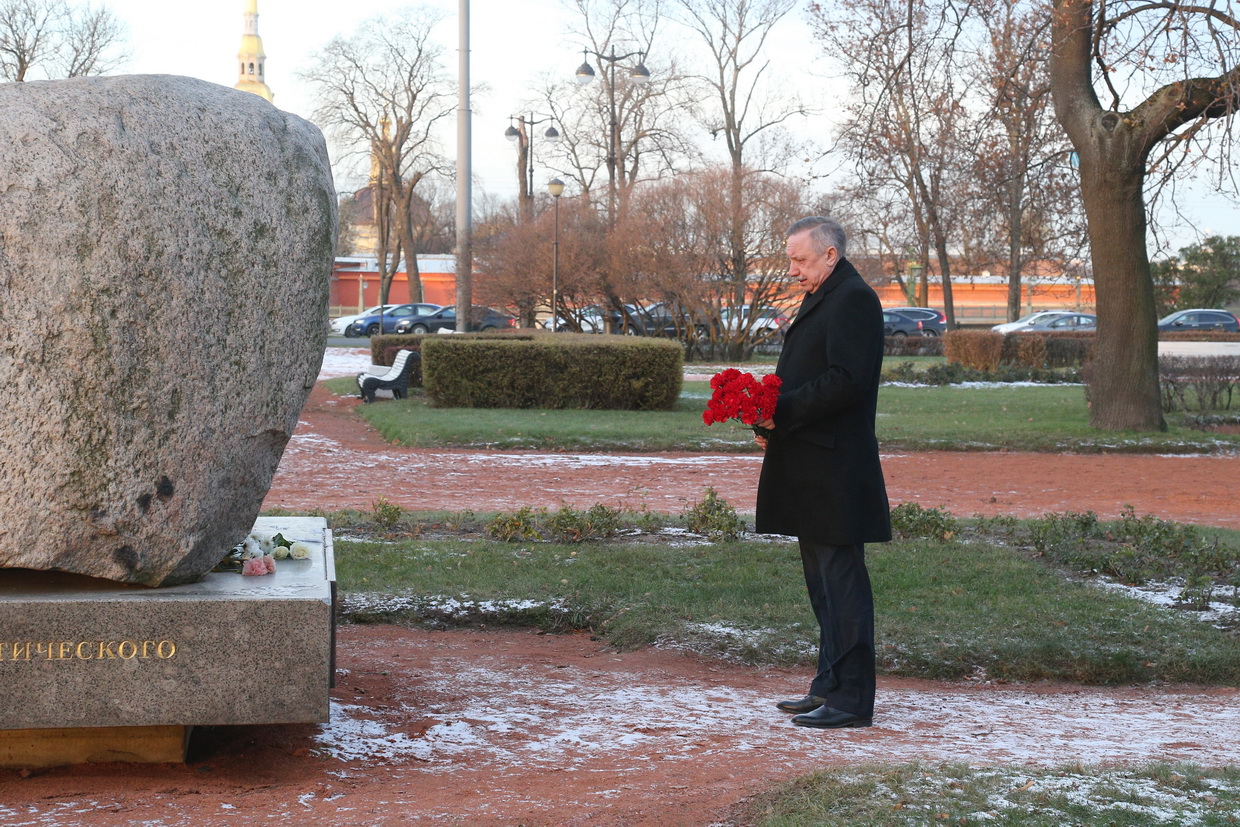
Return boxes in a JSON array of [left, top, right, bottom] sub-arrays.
[[702, 369, 782, 438]]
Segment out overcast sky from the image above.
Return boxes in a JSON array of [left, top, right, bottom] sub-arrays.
[[106, 0, 1239, 253]]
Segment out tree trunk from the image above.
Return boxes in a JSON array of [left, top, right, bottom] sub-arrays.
[[1078, 157, 1165, 431]]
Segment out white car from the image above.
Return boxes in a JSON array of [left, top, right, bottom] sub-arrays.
[[719, 305, 791, 336], [545, 310, 606, 333], [991, 311, 1072, 334], [330, 305, 397, 337]]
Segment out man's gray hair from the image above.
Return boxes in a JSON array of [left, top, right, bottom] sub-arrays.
[[787, 216, 847, 260]]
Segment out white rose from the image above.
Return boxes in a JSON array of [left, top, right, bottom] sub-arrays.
[[289, 541, 312, 560], [272, 545, 290, 559]]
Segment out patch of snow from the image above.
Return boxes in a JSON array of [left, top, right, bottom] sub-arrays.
[[317, 348, 373, 381], [310, 653, 1240, 773], [1090, 578, 1240, 627]]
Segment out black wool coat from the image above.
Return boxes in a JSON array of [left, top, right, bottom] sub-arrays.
[[755, 258, 892, 545]]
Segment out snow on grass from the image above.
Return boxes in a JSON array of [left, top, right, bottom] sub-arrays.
[[1090, 578, 1240, 628]]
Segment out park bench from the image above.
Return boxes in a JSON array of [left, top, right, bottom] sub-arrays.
[[357, 349, 420, 403]]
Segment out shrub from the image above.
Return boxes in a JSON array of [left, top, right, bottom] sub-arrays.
[[485, 507, 542, 542], [1044, 335, 1094, 368], [422, 334, 683, 410], [883, 336, 944, 357], [1159, 355, 1240, 413], [943, 330, 1003, 371], [545, 504, 623, 543], [369, 331, 538, 387], [890, 502, 958, 540], [371, 496, 406, 530], [1001, 334, 1048, 368], [1158, 330, 1240, 343], [682, 487, 745, 541]]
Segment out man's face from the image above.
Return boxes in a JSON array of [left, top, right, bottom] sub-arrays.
[[786, 230, 838, 294]]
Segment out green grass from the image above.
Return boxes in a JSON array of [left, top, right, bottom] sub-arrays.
[[331, 517, 1240, 685], [740, 763, 1240, 826], [324, 375, 1240, 454]]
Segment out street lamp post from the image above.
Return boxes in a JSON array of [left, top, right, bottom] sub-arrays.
[[505, 114, 561, 221], [548, 178, 565, 331], [574, 46, 650, 227]]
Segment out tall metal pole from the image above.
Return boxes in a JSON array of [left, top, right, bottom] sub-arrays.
[[454, 0, 473, 332], [552, 195, 560, 330]]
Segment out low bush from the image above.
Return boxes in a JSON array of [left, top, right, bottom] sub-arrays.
[[1001, 333, 1047, 368], [883, 359, 1082, 386], [483, 504, 627, 543], [943, 330, 1003, 371], [884, 335, 944, 357], [682, 487, 745, 541], [422, 334, 683, 410], [1160, 354, 1240, 413], [369, 331, 538, 387], [999, 332, 1094, 369], [1159, 330, 1240, 342]]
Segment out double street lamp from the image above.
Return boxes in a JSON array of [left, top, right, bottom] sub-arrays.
[[574, 46, 650, 227], [504, 114, 561, 221]]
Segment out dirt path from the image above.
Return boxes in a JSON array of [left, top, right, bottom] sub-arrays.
[[4, 372, 1238, 826], [2, 625, 1237, 826], [265, 383, 1240, 529]]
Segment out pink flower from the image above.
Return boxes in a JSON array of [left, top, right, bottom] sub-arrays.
[[242, 557, 269, 576], [263, 554, 277, 574]]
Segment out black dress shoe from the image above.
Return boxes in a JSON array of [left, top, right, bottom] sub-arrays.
[[775, 694, 827, 714], [791, 705, 872, 729]]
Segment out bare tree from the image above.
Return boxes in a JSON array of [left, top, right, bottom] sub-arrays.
[[971, 0, 1085, 322], [1049, 0, 1240, 431], [0, 0, 125, 82], [671, 0, 807, 311], [302, 9, 454, 303], [811, 0, 973, 327], [548, 0, 699, 219]]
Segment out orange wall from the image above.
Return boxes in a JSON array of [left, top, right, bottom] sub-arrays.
[[875, 280, 1095, 312], [331, 267, 457, 309]]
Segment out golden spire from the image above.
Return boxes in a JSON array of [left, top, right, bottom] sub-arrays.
[[235, 0, 273, 102]]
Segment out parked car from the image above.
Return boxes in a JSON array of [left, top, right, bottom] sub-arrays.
[[330, 304, 397, 337], [1021, 312, 1096, 332], [1157, 308, 1240, 333], [545, 311, 604, 333], [719, 305, 791, 337], [345, 303, 442, 337], [882, 311, 929, 337], [393, 305, 518, 334], [991, 311, 1074, 334], [885, 306, 945, 336]]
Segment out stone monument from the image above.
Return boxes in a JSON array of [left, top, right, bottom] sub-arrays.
[[0, 76, 337, 767], [0, 75, 335, 587]]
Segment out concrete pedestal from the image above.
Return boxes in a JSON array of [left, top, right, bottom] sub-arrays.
[[0, 517, 335, 767]]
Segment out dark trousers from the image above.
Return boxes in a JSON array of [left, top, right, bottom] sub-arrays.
[[798, 540, 875, 717]]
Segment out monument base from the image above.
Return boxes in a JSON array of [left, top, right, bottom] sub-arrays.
[[0, 725, 191, 769], [0, 517, 336, 767]]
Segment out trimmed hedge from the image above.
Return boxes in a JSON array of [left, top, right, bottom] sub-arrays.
[[884, 335, 944, 357], [369, 331, 538, 387], [421, 334, 684, 410], [943, 330, 1004, 371], [1001, 331, 1095, 369], [1158, 330, 1240, 342]]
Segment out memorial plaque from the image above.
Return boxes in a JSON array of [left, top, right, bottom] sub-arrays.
[[0, 517, 335, 732]]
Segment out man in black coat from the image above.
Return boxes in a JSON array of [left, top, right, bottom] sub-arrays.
[[754, 216, 891, 729]]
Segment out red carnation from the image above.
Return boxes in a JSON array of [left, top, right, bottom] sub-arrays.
[[702, 370, 781, 437]]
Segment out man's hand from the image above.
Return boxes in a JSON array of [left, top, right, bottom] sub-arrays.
[[754, 418, 775, 451]]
